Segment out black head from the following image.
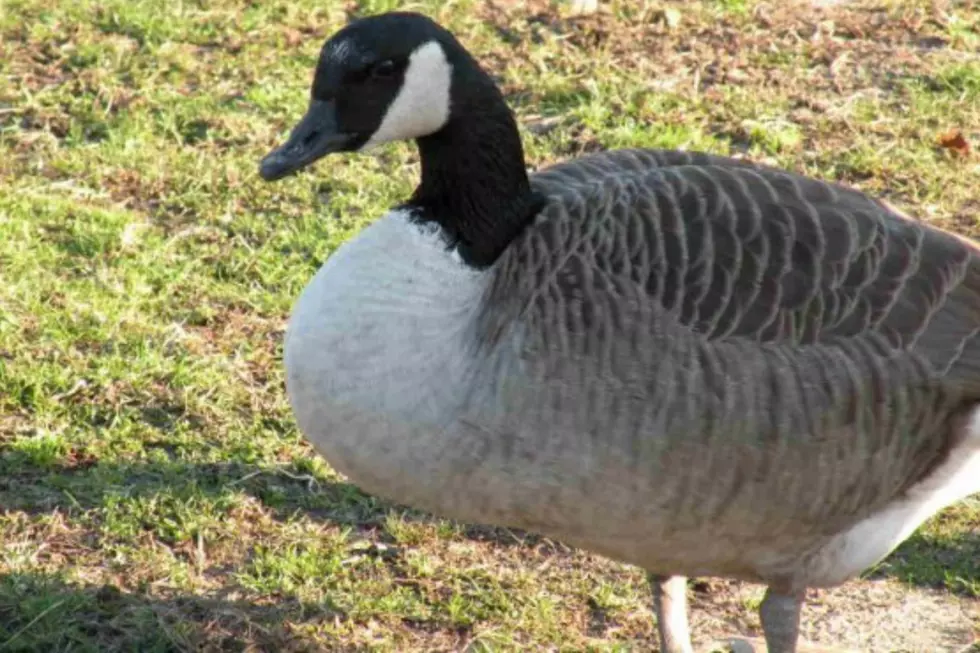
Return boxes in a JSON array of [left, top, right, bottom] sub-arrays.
[[259, 12, 541, 268], [259, 12, 488, 181]]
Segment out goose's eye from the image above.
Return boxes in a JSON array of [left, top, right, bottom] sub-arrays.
[[370, 59, 397, 80]]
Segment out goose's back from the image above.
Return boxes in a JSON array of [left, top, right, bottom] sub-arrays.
[[509, 148, 980, 396], [524, 148, 980, 365], [465, 149, 980, 579]]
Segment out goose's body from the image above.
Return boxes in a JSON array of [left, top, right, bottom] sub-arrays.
[[287, 147, 980, 588], [260, 13, 980, 652]]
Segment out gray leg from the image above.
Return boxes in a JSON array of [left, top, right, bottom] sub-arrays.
[[649, 574, 693, 653], [759, 586, 804, 653]]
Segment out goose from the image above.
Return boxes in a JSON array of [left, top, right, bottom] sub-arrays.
[[257, 11, 980, 653]]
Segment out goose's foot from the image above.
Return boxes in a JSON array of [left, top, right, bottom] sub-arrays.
[[648, 573, 693, 653], [706, 586, 853, 653], [707, 637, 855, 653]]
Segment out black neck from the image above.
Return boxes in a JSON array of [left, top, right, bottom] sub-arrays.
[[406, 95, 544, 268]]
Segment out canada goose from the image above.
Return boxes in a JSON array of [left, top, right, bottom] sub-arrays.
[[258, 11, 980, 653]]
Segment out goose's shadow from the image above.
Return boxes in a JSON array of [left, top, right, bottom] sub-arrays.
[[0, 570, 331, 651], [2, 453, 977, 595], [0, 454, 547, 550], [0, 455, 545, 649]]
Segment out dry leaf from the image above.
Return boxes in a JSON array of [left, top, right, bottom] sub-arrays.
[[937, 129, 971, 158], [283, 28, 303, 48]]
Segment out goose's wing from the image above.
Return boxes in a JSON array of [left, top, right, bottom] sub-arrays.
[[512, 148, 980, 393], [475, 149, 980, 535]]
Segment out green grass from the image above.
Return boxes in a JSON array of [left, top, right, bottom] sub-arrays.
[[0, 0, 978, 650]]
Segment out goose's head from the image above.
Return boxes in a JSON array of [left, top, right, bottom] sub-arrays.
[[260, 12, 496, 181], [260, 12, 540, 268]]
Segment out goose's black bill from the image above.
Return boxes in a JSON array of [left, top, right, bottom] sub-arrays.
[[259, 100, 355, 181]]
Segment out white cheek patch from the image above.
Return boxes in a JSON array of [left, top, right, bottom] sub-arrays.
[[361, 40, 452, 150]]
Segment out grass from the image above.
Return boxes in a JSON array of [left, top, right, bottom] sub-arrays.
[[0, 0, 978, 650]]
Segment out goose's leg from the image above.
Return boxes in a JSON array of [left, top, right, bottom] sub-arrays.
[[759, 586, 804, 653], [648, 574, 693, 653]]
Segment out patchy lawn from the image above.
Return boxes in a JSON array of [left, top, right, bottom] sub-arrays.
[[0, 0, 977, 650]]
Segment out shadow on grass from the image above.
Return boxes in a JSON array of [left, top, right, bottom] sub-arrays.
[[0, 570, 330, 652], [2, 452, 977, 597], [868, 525, 980, 597], [0, 453, 548, 550]]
